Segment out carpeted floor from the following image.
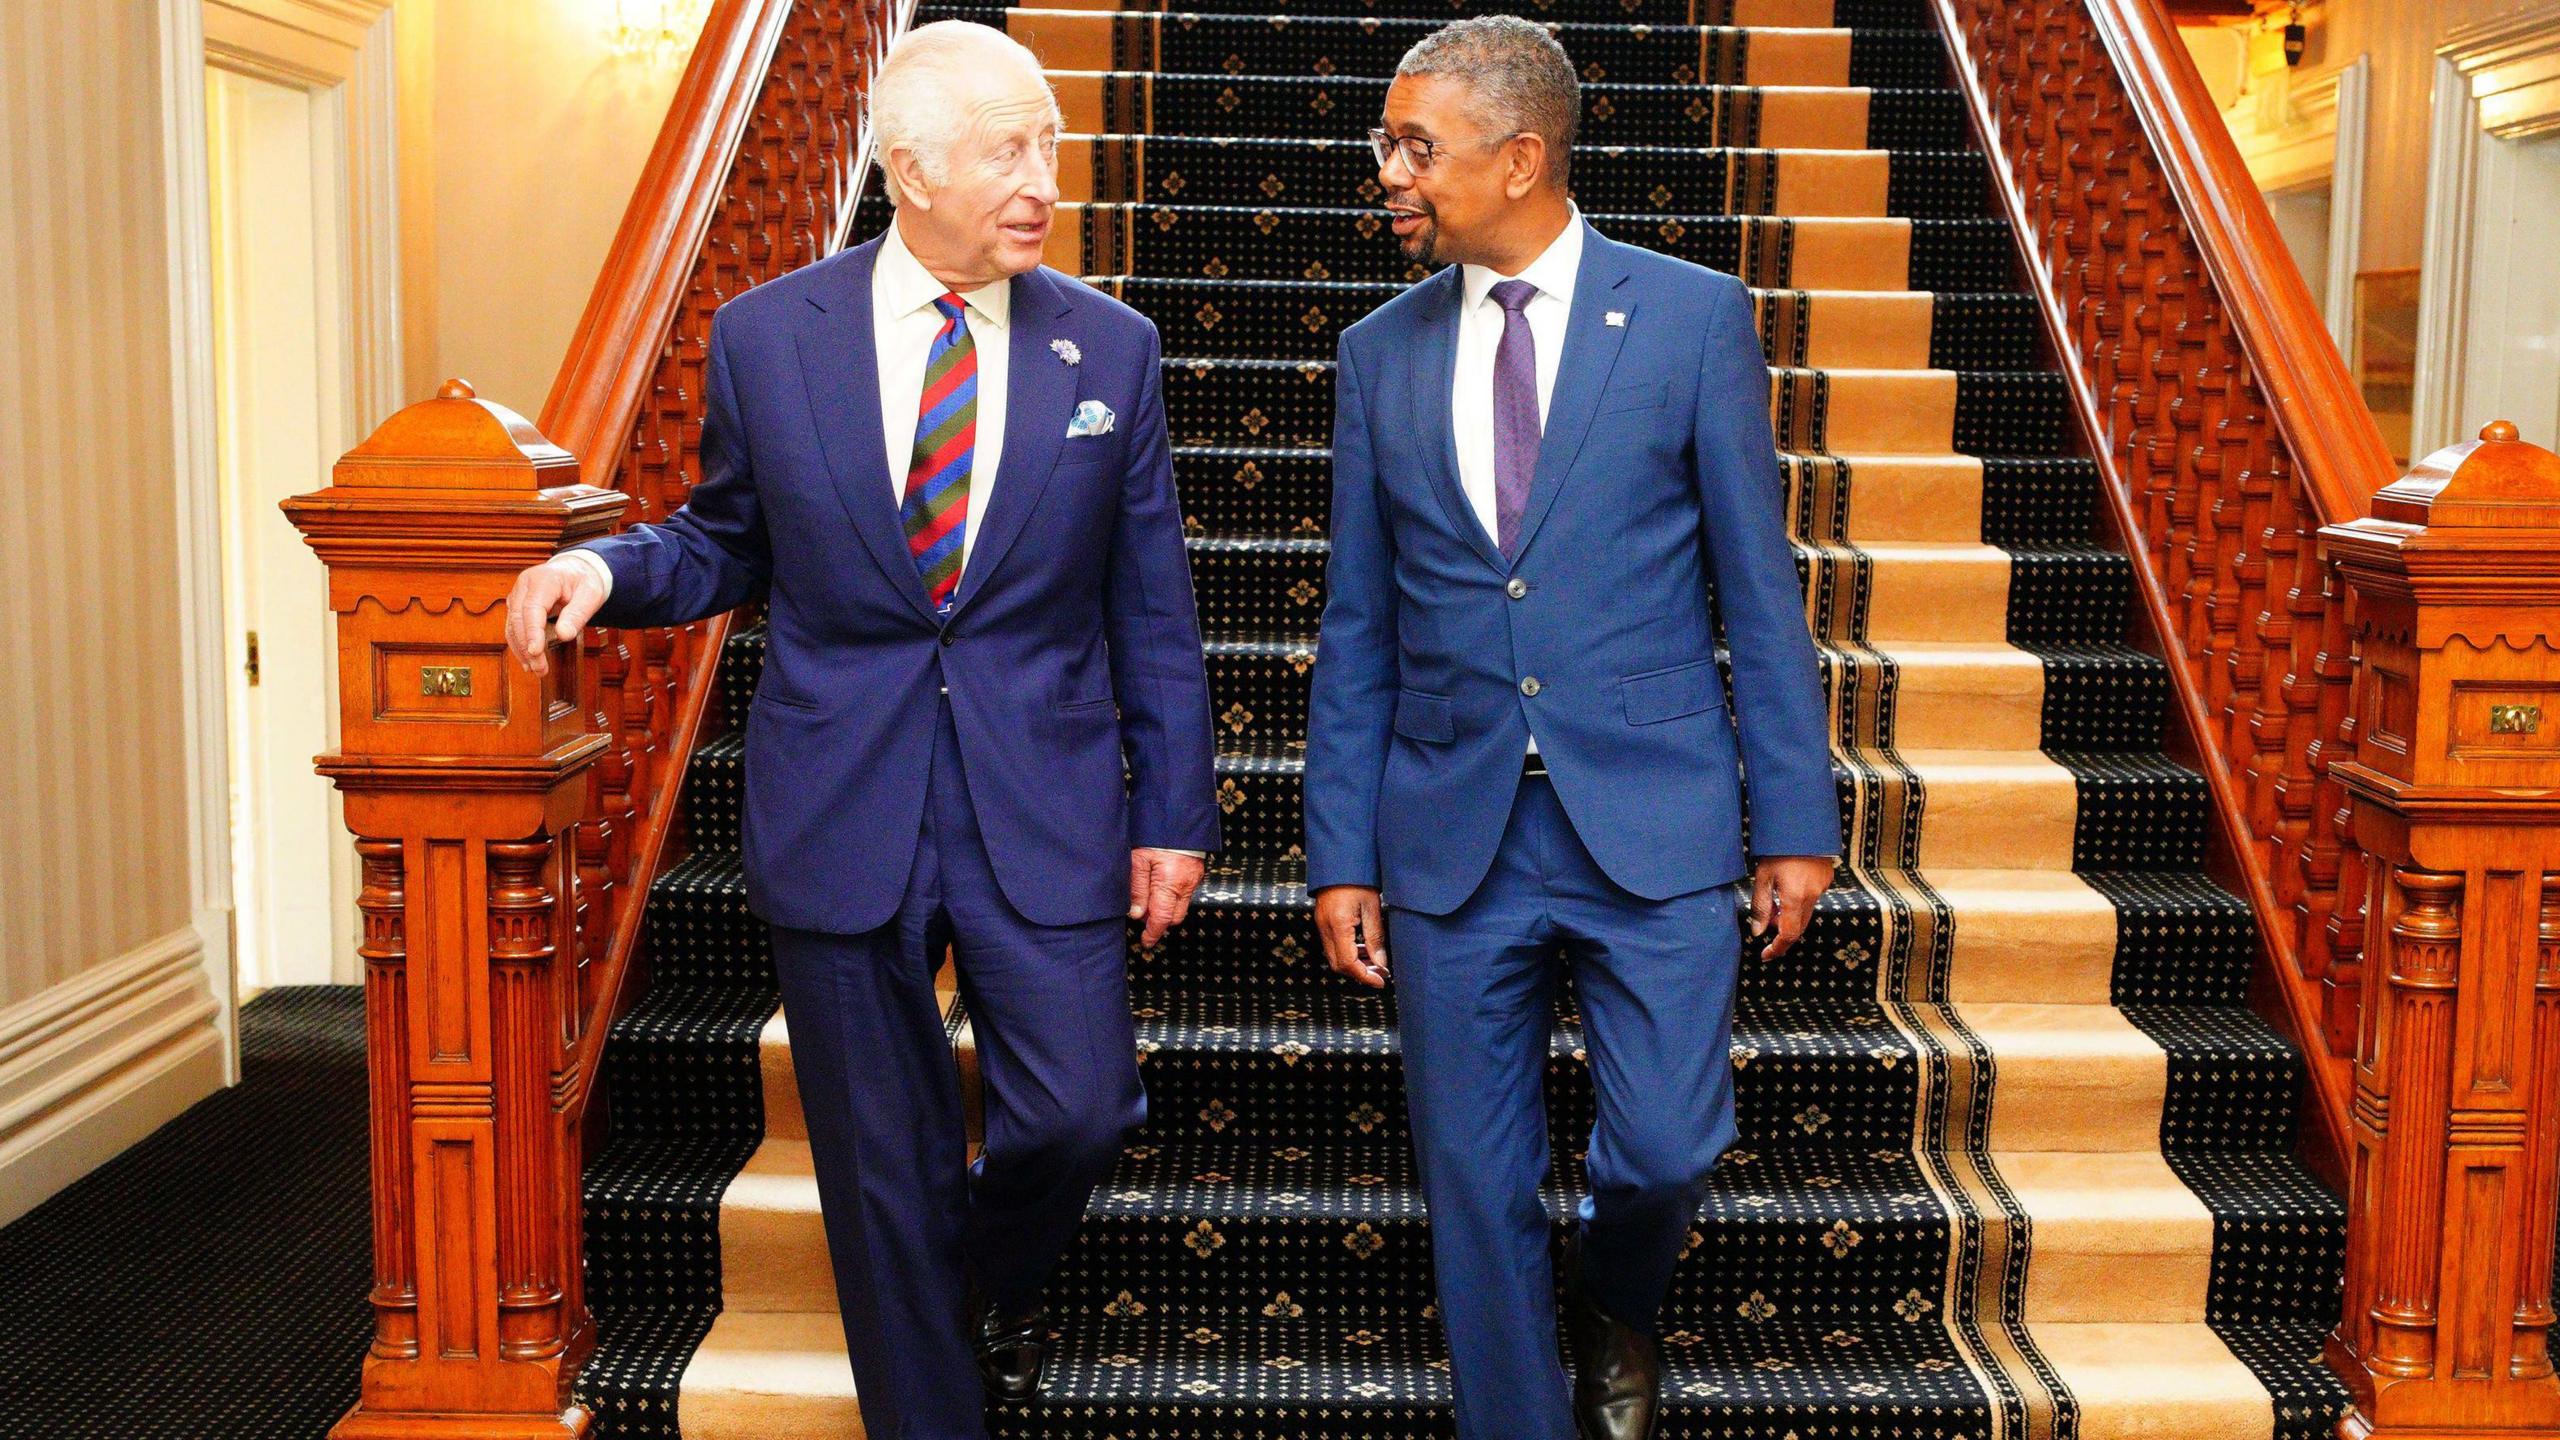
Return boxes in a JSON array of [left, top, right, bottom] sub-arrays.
[[0, 986, 367, 1440]]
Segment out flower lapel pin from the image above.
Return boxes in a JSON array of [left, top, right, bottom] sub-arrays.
[[1051, 338, 1082, 366], [1604, 310, 1627, 328]]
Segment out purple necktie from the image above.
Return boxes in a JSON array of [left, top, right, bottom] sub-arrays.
[[1488, 278, 1541, 560]]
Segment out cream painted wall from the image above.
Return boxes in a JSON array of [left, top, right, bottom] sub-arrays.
[[0, 0, 227, 1227], [0, 3, 201, 1010], [397, 0, 708, 418]]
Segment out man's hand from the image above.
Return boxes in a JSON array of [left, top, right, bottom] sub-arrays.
[[1314, 885, 1388, 988], [1129, 849, 1206, 947], [505, 557, 609, 677], [1749, 855, 1836, 960]]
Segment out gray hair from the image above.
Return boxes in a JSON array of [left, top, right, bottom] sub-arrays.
[[1396, 16, 1579, 191], [867, 20, 1056, 206]]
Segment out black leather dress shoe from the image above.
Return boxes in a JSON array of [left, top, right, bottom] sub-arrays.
[[971, 1292, 1052, 1402], [1560, 1231, 1663, 1440]]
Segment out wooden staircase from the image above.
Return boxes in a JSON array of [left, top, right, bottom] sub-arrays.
[[281, 1, 2560, 1438]]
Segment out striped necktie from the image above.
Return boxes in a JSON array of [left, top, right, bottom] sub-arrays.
[[902, 292, 977, 616]]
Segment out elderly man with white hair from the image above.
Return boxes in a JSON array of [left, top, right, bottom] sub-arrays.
[[503, 19, 1220, 1434]]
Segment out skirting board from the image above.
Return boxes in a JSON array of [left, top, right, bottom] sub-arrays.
[[0, 926, 227, 1228]]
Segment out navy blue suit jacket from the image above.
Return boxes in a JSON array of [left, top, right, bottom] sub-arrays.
[[1304, 222, 1840, 914], [572, 233, 1220, 934]]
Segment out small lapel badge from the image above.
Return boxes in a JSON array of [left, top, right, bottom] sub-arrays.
[[1067, 399, 1116, 438], [1604, 310, 1627, 328], [1050, 337, 1082, 366]]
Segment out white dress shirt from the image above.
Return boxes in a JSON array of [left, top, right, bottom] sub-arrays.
[[1453, 204, 1584, 756], [558, 217, 1011, 598]]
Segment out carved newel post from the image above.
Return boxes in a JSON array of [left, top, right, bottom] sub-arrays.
[[2321, 420, 2560, 1439], [285, 380, 625, 1438]]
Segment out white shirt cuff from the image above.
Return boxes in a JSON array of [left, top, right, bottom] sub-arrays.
[[1149, 848, 1207, 860], [557, 547, 614, 599]]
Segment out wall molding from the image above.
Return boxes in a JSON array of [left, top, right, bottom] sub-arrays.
[[2226, 53, 2366, 353], [161, 0, 239, 1072], [2411, 5, 2560, 456], [0, 926, 225, 1228], [2317, 55, 2366, 354]]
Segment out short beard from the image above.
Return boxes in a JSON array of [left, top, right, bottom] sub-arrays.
[[1393, 206, 1443, 267]]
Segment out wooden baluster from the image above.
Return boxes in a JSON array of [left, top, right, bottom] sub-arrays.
[[2312, 583, 2368, 1053], [2270, 484, 2328, 913], [2244, 481, 2306, 872], [286, 380, 624, 1438], [2321, 420, 2560, 1437]]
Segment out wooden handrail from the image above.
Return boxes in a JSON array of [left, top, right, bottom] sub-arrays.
[[1928, 0, 2400, 1182], [289, 3, 908, 1433]]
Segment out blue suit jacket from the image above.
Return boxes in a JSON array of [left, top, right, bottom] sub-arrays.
[[572, 233, 1220, 934], [1304, 222, 1840, 915]]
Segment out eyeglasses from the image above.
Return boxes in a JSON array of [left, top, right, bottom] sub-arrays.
[[1367, 126, 1525, 175]]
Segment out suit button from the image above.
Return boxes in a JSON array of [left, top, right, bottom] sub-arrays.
[[1506, 578, 1528, 599], [939, 631, 955, 647], [1520, 676, 1542, 697]]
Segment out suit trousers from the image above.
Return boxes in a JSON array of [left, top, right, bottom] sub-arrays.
[[1391, 773, 1743, 1440], [767, 692, 1145, 1440]]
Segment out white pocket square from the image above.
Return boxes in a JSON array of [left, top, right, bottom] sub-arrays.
[[1066, 399, 1116, 438]]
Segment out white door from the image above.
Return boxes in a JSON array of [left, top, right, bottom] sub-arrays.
[[205, 62, 360, 992]]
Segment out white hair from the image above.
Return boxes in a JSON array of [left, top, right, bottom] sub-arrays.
[[867, 20, 1056, 206]]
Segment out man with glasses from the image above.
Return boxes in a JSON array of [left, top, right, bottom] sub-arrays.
[[1303, 17, 1841, 1440]]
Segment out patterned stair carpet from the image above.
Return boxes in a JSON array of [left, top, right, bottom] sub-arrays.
[[571, 3, 2355, 1437]]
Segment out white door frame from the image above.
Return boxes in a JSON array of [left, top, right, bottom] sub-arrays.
[[162, 0, 401, 1027], [2227, 52, 2369, 354], [2411, 6, 2560, 457]]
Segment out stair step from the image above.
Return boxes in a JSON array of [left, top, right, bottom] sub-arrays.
[[716, 1134, 2334, 1327], [1150, 355, 2071, 455], [1141, 858, 2254, 1004], [1097, 275, 1975, 370], [1167, 448, 2101, 550], [1172, 525, 2113, 632], [1096, 981, 2301, 1151], [1194, 742, 2177, 872], [1070, 0, 1935, 28], [675, 1309, 2342, 1437], [678, 1309, 865, 1440], [1051, 72, 1966, 150], [675, 722, 2198, 868], [1029, 130, 1979, 218], [892, 195, 2009, 291], [1187, 633, 2165, 757], [965, 5, 1950, 88]]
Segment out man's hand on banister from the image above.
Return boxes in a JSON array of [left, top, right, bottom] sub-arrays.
[[505, 555, 611, 678]]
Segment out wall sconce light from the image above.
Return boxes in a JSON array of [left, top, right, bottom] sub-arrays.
[[609, 0, 705, 64]]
